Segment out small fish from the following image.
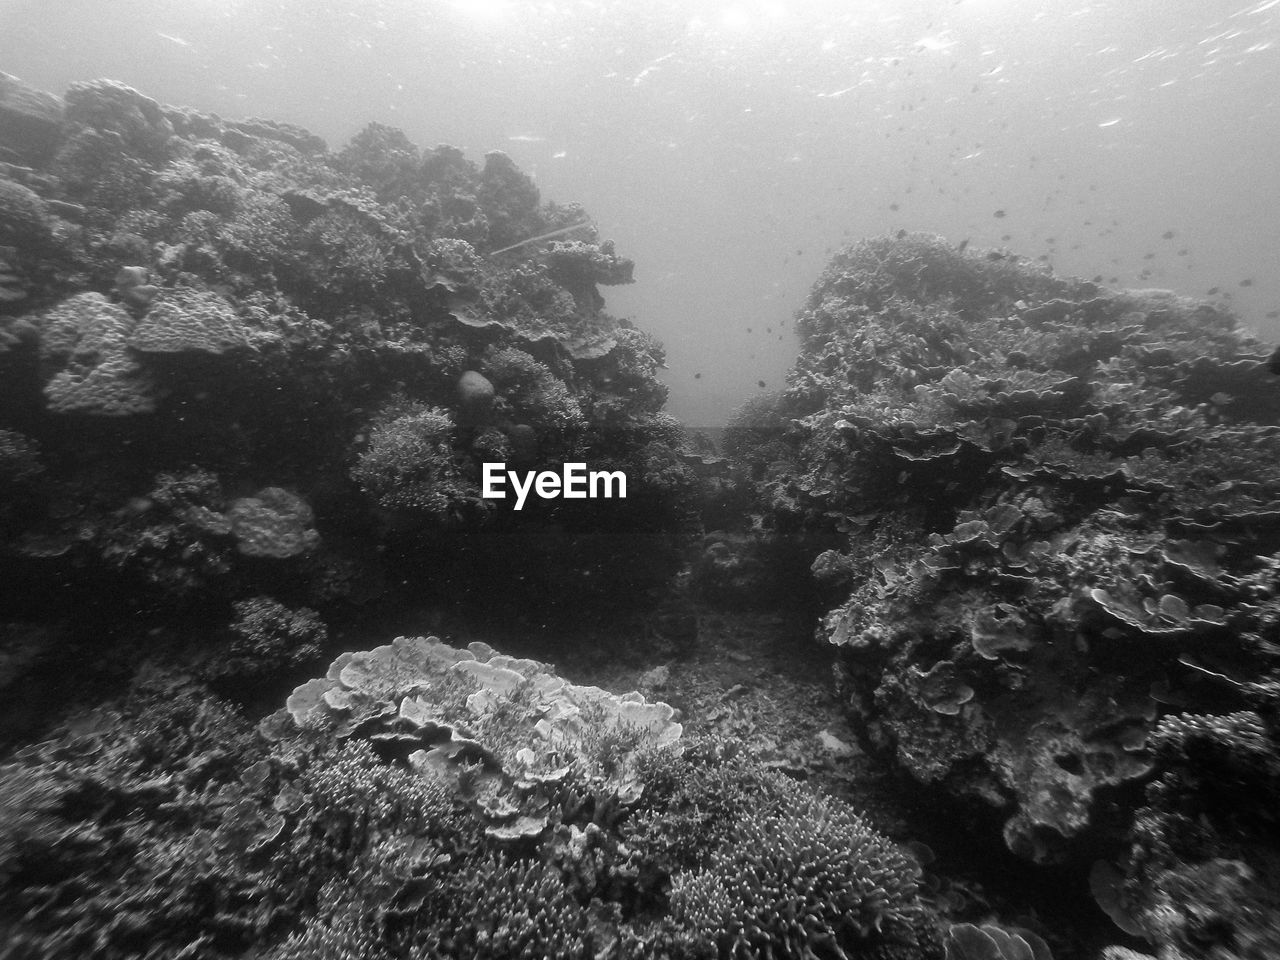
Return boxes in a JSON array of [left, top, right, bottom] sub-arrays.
[[1266, 310, 1279, 319], [958, 238, 969, 254], [1207, 286, 1220, 295], [890, 203, 900, 211], [1162, 230, 1175, 239], [896, 229, 908, 239], [747, 327, 753, 333], [757, 380, 767, 388], [1240, 278, 1254, 287], [694, 372, 702, 379], [993, 209, 1006, 218]]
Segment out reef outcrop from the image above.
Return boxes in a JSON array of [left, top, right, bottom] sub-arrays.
[[734, 234, 1280, 957], [0, 74, 696, 668]]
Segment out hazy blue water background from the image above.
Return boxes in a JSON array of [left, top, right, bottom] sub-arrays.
[[2, 0, 1277, 427]]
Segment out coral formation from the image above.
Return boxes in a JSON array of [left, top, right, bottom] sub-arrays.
[[37, 291, 158, 415], [226, 487, 321, 558], [199, 595, 328, 679], [735, 233, 1280, 862], [128, 286, 250, 354], [350, 402, 477, 521]]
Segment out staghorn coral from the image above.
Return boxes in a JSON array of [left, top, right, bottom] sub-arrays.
[[669, 781, 927, 960]]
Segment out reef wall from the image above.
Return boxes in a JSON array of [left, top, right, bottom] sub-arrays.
[[733, 233, 1280, 957]]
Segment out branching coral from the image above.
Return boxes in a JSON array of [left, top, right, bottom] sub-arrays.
[[199, 595, 327, 679], [672, 797, 922, 959], [351, 402, 478, 520]]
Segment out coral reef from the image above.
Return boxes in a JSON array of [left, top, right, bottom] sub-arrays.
[[0, 628, 942, 960], [730, 234, 1280, 948], [0, 73, 696, 638]]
